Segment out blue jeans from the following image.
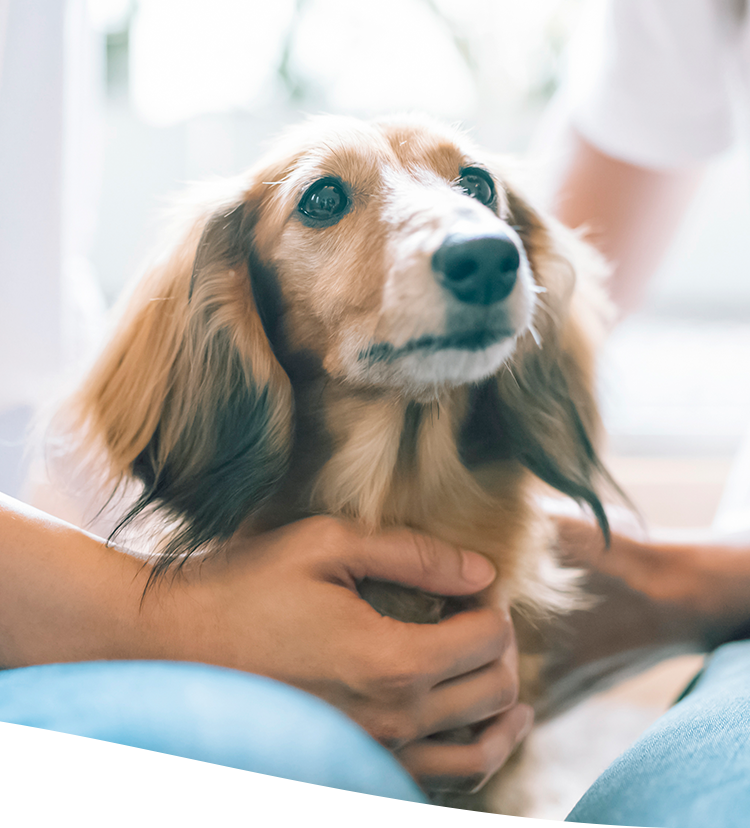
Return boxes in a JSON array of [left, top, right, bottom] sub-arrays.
[[3, 645, 750, 823], [0, 660, 424, 803], [567, 640, 750, 827]]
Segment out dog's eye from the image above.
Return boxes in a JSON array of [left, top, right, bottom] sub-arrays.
[[458, 168, 495, 207], [298, 178, 349, 223]]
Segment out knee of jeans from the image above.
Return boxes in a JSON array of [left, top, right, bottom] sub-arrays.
[[568, 691, 750, 826], [54, 666, 435, 828], [96, 663, 369, 765]]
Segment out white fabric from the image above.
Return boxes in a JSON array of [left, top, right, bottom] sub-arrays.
[[0, 1, 9, 90], [0, 0, 66, 410], [0, 0, 105, 414], [0, 0, 106, 498], [567, 0, 750, 170]]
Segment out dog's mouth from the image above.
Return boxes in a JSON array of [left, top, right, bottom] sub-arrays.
[[358, 327, 515, 365]]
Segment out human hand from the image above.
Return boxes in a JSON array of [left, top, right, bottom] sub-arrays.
[[532, 507, 750, 718], [158, 515, 532, 793], [555, 509, 750, 620]]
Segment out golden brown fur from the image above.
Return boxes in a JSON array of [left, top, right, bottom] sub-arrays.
[[48, 114, 617, 810]]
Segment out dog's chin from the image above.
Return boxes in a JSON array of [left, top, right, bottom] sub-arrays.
[[353, 336, 518, 400]]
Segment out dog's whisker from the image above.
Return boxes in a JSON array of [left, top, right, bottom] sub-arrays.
[[502, 362, 521, 389], [534, 296, 560, 328], [528, 323, 543, 349]]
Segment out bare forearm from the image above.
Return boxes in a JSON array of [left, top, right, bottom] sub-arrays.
[[0, 493, 176, 668], [551, 129, 703, 314]]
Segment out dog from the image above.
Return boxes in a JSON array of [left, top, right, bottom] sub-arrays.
[[45, 114, 617, 811]]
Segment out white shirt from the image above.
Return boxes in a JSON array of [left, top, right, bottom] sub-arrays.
[[568, 0, 750, 169]]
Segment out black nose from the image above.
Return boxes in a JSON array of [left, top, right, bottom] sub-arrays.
[[432, 233, 520, 305]]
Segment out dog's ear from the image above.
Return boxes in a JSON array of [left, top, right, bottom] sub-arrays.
[[496, 187, 620, 541], [68, 193, 293, 576]]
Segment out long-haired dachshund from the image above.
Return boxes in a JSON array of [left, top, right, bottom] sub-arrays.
[[48, 114, 617, 811]]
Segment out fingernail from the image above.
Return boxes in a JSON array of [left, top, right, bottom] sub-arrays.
[[460, 551, 496, 587]]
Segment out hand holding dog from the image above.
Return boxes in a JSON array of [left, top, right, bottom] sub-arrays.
[[0, 498, 530, 794], [176, 515, 533, 794]]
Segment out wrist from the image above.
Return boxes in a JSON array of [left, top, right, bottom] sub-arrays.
[[135, 566, 222, 667]]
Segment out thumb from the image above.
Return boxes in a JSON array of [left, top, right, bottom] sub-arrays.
[[345, 527, 496, 596]]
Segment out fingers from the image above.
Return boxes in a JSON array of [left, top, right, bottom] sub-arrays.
[[273, 517, 522, 763], [312, 518, 496, 595], [397, 704, 534, 794], [553, 513, 609, 565], [339, 604, 516, 750], [409, 605, 513, 684], [423, 627, 519, 734], [346, 602, 512, 695]]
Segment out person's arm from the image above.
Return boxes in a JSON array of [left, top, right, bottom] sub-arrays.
[[534, 507, 750, 718], [0, 493, 530, 794], [556, 510, 750, 624], [0, 492, 160, 667], [551, 129, 703, 315]]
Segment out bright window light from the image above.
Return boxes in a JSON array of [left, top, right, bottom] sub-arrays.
[[129, 0, 295, 126], [121, 0, 583, 126]]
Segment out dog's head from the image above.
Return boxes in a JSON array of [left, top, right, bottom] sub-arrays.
[[249, 115, 542, 398], [67, 115, 614, 574]]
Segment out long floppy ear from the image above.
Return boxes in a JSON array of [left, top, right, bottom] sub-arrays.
[[65, 194, 293, 576], [494, 187, 622, 542]]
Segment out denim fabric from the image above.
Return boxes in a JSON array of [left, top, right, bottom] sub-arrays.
[[0, 660, 425, 802], [567, 640, 750, 827]]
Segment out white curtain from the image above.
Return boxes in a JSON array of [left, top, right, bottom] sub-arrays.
[[0, 0, 105, 497]]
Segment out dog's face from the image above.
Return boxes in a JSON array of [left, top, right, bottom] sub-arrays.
[[69, 114, 613, 577], [247, 116, 549, 398]]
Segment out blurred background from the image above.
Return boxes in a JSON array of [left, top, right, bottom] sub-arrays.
[[3, 0, 750, 502], [2, 0, 750, 817]]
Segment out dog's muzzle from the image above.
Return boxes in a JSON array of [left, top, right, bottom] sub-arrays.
[[432, 232, 520, 305]]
